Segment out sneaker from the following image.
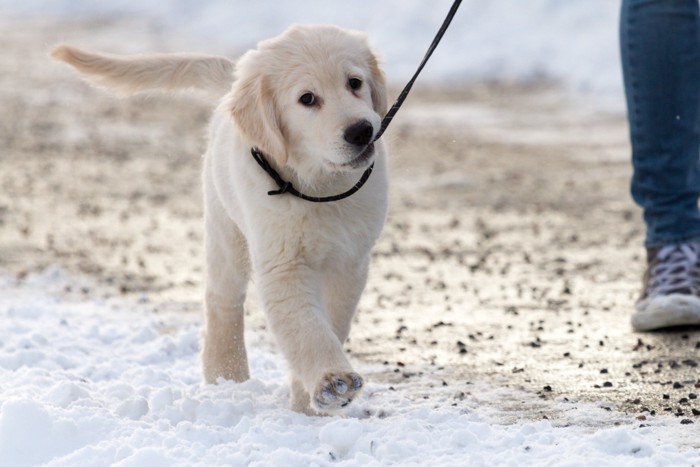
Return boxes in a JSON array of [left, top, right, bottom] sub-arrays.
[[632, 242, 700, 331]]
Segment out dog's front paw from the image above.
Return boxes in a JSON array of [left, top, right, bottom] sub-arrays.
[[311, 371, 364, 413]]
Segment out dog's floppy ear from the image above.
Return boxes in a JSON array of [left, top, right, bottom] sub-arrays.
[[228, 56, 287, 166], [367, 52, 388, 117]]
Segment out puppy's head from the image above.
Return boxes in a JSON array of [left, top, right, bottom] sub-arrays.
[[228, 24, 387, 178]]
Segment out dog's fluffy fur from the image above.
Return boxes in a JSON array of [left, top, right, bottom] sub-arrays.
[[52, 24, 389, 414]]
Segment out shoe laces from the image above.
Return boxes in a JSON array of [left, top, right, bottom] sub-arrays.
[[645, 243, 700, 297]]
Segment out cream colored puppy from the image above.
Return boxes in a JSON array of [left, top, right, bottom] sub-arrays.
[[52, 24, 388, 415]]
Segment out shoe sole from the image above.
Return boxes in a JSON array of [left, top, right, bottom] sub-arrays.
[[632, 293, 700, 331]]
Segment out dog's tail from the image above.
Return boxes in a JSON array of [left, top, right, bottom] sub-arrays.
[[51, 45, 235, 97]]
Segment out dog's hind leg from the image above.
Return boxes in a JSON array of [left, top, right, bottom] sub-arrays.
[[201, 196, 251, 384], [290, 376, 315, 415]]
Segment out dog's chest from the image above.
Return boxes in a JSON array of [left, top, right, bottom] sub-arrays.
[[287, 202, 383, 264]]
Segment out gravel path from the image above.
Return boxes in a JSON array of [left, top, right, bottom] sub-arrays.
[[1, 17, 698, 433]]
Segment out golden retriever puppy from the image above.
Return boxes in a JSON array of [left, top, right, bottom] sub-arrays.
[[51, 24, 388, 415]]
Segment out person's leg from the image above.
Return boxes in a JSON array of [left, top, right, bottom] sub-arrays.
[[620, 0, 700, 330], [621, 0, 700, 247]]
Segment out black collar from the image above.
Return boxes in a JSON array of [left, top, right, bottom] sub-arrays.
[[250, 147, 375, 203]]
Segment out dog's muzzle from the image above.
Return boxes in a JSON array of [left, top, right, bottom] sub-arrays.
[[343, 119, 376, 169], [344, 142, 375, 169]]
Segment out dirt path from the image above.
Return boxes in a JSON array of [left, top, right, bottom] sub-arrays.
[[1, 17, 698, 431]]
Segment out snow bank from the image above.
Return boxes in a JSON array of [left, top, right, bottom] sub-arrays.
[[1, 268, 698, 466], [0, 0, 622, 95]]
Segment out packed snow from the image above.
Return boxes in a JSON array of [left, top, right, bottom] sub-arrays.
[[1, 268, 699, 466]]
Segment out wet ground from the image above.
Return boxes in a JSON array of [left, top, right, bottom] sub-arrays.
[[1, 17, 698, 432]]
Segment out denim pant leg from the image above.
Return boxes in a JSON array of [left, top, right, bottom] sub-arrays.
[[620, 0, 700, 248]]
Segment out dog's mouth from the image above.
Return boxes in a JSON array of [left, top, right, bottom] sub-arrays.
[[342, 143, 375, 169]]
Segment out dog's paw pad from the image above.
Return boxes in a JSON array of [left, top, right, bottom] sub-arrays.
[[313, 372, 364, 413]]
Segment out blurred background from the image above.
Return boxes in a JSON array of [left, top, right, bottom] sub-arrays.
[[0, 0, 632, 306], [0, 0, 623, 103]]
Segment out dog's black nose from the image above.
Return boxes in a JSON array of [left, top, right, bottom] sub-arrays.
[[344, 120, 374, 147]]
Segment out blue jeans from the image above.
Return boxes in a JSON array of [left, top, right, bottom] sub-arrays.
[[620, 0, 700, 248]]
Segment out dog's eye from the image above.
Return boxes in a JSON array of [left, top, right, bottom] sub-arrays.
[[348, 78, 362, 91], [299, 92, 316, 106]]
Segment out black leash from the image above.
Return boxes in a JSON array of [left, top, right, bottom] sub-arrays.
[[252, 0, 462, 203], [374, 0, 462, 142]]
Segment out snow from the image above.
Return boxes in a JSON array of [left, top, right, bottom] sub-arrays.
[[0, 0, 623, 97], [1, 268, 699, 466], [0, 2, 695, 464]]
